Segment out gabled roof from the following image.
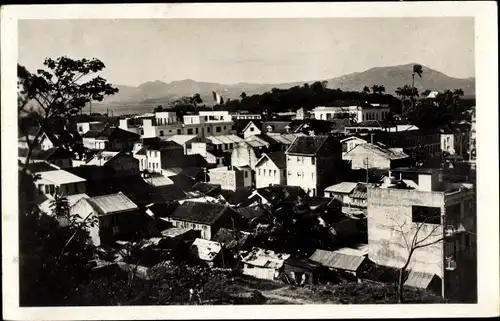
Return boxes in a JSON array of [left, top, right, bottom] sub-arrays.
[[404, 270, 437, 289], [166, 135, 198, 146], [191, 238, 222, 262], [242, 121, 261, 133], [169, 201, 230, 225], [211, 228, 252, 251], [245, 134, 279, 146], [324, 182, 359, 194], [251, 185, 306, 203], [340, 136, 368, 143], [309, 249, 367, 272], [255, 151, 287, 169], [87, 192, 139, 216], [346, 143, 409, 160], [286, 135, 330, 155], [232, 119, 263, 134], [37, 170, 86, 185]]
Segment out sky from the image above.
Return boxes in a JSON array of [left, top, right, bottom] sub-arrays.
[[18, 18, 475, 87]]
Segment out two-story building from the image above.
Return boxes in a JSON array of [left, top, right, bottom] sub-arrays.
[[208, 166, 252, 191], [255, 151, 287, 189], [139, 111, 234, 139], [285, 135, 343, 197], [76, 121, 106, 135], [367, 167, 476, 302], [312, 103, 390, 123]]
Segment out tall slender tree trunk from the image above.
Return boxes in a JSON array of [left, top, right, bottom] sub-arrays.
[[398, 249, 414, 303]]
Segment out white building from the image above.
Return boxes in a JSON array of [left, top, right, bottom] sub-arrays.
[[312, 103, 390, 123], [285, 135, 343, 197], [255, 151, 287, 189], [241, 121, 262, 139], [76, 121, 105, 135]]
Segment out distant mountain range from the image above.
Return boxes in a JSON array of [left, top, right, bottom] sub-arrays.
[[96, 63, 475, 111]]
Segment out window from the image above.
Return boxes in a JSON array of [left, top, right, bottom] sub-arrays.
[[258, 169, 261, 175], [177, 129, 182, 135], [273, 170, 277, 177], [288, 171, 292, 176], [223, 126, 227, 130], [45, 185, 50, 194], [411, 206, 441, 224], [141, 159, 144, 167], [141, 130, 144, 135], [187, 128, 194, 135], [207, 127, 211, 133], [149, 162, 151, 168], [224, 144, 228, 150], [311, 157, 316, 165], [283, 170, 286, 176], [297, 172, 301, 178], [268, 169, 272, 176], [78, 126, 83, 132], [245, 171, 249, 178], [250, 127, 254, 132], [195, 128, 199, 134], [160, 130, 164, 136], [229, 143, 233, 149], [216, 127, 221, 133]]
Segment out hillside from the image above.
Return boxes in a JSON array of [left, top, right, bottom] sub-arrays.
[[94, 63, 475, 113]]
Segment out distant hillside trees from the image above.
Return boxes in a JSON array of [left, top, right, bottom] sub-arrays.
[[215, 82, 401, 115]]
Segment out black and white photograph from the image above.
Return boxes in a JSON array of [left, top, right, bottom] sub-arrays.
[[1, 2, 498, 320]]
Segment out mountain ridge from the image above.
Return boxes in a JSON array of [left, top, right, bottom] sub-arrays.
[[98, 63, 475, 109]]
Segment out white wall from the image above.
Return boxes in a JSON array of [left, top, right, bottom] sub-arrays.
[[255, 157, 285, 188], [286, 154, 317, 196]]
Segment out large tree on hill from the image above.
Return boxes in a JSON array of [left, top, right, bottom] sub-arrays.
[[18, 57, 119, 176]]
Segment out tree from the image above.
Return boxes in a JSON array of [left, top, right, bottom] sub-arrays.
[[19, 189, 98, 306], [386, 205, 475, 303], [362, 86, 370, 94], [18, 57, 118, 177], [395, 85, 419, 115], [240, 92, 247, 100], [154, 105, 164, 113]]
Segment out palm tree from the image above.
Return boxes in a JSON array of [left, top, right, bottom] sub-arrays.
[[240, 92, 247, 100], [412, 64, 423, 89], [371, 85, 379, 94], [378, 85, 386, 94], [362, 86, 370, 94]]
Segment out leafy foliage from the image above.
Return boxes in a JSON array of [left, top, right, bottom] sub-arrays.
[[18, 57, 118, 175]]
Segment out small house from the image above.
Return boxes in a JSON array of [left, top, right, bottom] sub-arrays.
[[167, 201, 242, 240], [212, 228, 253, 253], [282, 257, 321, 285], [19, 147, 74, 169], [343, 143, 410, 170], [404, 270, 442, 296], [241, 121, 262, 139], [190, 238, 223, 268], [34, 169, 86, 198], [240, 247, 291, 281], [309, 249, 371, 282]]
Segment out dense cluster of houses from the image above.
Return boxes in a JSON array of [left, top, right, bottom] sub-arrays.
[[18, 101, 477, 302]]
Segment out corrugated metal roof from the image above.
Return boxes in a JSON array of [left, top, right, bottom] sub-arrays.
[[241, 247, 290, 269], [146, 176, 174, 187], [246, 140, 267, 148], [348, 143, 409, 160], [38, 170, 86, 185], [88, 192, 138, 216], [191, 238, 222, 262], [404, 270, 436, 289], [39, 193, 89, 215], [309, 249, 366, 272], [166, 135, 197, 146], [324, 182, 359, 194]]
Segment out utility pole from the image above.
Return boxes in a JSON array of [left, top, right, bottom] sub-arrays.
[[364, 156, 369, 183]]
